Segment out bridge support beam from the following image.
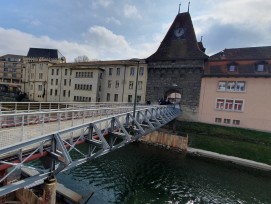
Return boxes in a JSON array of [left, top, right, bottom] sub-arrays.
[[43, 177, 57, 204], [0, 170, 7, 203]]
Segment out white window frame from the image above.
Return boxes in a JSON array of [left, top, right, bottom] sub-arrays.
[[215, 98, 244, 112]]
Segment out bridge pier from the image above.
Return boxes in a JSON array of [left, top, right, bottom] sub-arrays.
[[0, 170, 7, 203], [43, 177, 57, 204]]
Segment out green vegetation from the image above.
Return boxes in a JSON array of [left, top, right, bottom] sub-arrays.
[[166, 121, 271, 165]]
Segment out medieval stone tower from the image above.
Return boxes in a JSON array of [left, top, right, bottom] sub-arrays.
[[146, 12, 208, 121]]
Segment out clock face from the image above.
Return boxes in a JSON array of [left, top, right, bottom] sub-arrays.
[[174, 28, 185, 38]]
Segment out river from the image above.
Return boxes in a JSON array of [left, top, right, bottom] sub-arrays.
[[57, 142, 271, 204]]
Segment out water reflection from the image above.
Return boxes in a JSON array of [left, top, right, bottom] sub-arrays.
[[57, 142, 271, 204]]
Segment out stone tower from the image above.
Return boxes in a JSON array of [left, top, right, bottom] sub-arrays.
[[146, 12, 208, 121]]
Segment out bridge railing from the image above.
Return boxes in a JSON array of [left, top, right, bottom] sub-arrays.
[[0, 102, 148, 114], [0, 105, 149, 149]]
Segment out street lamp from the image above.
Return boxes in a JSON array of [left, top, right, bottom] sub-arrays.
[[129, 58, 140, 119]]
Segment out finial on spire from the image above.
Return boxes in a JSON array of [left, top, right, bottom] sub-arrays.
[[201, 36, 203, 42], [178, 2, 181, 14], [188, 1, 190, 13]]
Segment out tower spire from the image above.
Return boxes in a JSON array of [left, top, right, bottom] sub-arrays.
[[178, 2, 181, 14], [188, 1, 190, 13]]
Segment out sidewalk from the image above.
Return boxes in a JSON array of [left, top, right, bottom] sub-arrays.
[[187, 147, 271, 172]]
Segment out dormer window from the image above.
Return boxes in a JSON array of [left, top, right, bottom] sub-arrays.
[[228, 64, 237, 72], [255, 63, 266, 72]]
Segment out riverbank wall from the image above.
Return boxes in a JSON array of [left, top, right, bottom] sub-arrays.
[[139, 130, 188, 151]]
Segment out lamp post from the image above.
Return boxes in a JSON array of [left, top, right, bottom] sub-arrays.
[[129, 58, 140, 119]]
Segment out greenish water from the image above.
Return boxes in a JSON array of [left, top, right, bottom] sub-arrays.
[[57, 143, 271, 204]]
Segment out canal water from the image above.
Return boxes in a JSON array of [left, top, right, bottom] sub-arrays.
[[57, 142, 271, 204]]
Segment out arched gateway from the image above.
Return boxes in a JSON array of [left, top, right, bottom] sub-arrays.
[[146, 12, 208, 121]]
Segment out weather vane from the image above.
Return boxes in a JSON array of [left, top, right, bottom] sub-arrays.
[[188, 1, 191, 13], [178, 2, 181, 14]]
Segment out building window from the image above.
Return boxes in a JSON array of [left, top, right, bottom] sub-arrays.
[[228, 64, 237, 72], [56, 69, 59, 75], [138, 81, 142, 90], [50, 89, 53, 96], [65, 69, 68, 75], [224, 119, 231, 124], [39, 73, 43, 79], [51, 79, 53, 85], [234, 100, 244, 111], [107, 93, 110, 101], [130, 67, 135, 76], [109, 68, 113, 76], [233, 120, 240, 125], [128, 95, 132, 102], [129, 81, 133, 89], [137, 95, 141, 102], [108, 80, 111, 88], [218, 81, 246, 92], [38, 85, 42, 91], [90, 72, 93, 78], [256, 64, 265, 72], [216, 99, 225, 110], [64, 79, 67, 86], [226, 81, 236, 91], [139, 67, 144, 76], [215, 118, 222, 123], [217, 81, 226, 91], [68, 90, 70, 97], [69, 79, 71, 86], [100, 73, 103, 79], [56, 79, 58, 85], [51, 69, 54, 75], [55, 89, 58, 96], [216, 98, 244, 112], [115, 80, 119, 88], [117, 68, 120, 75], [114, 94, 118, 102], [63, 90, 66, 97], [225, 99, 234, 110]]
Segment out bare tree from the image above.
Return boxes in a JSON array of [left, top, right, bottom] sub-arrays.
[[74, 55, 90, 62]]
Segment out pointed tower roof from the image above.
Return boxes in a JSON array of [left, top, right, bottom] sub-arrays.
[[147, 12, 208, 62]]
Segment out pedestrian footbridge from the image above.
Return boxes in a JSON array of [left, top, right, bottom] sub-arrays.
[[0, 102, 181, 196]]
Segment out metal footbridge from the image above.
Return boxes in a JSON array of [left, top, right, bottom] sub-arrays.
[[0, 102, 181, 196]]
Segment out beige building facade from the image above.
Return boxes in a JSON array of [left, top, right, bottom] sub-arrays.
[[46, 60, 148, 103], [100, 60, 147, 103], [22, 48, 66, 101], [198, 46, 271, 132], [0, 54, 25, 93]]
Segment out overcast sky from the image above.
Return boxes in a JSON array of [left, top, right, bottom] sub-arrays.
[[1, 0, 271, 62]]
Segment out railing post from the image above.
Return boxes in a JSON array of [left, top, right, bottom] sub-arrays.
[[42, 113, 45, 135], [21, 115, 25, 142]]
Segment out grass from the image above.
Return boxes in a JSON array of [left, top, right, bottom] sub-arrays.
[[165, 121, 271, 165]]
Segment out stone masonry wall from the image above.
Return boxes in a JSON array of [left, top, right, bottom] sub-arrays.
[[146, 60, 204, 121]]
